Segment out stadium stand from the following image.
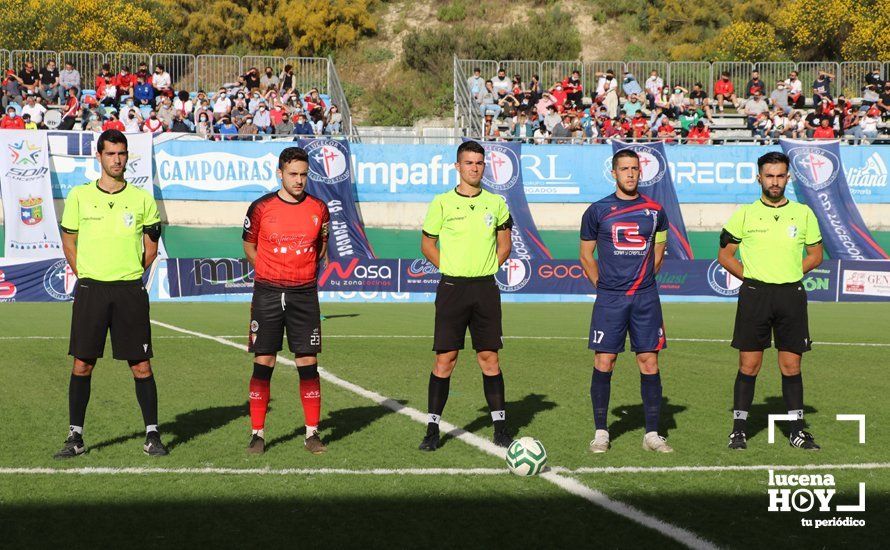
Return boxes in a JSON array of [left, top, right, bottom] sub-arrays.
[[455, 57, 890, 145], [0, 50, 356, 139]]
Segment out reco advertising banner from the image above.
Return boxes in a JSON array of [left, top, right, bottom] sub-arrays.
[[611, 141, 693, 259], [150, 142, 890, 204], [155, 256, 853, 303], [468, 139, 552, 259], [0, 131, 64, 258], [48, 131, 154, 198], [780, 139, 888, 260]]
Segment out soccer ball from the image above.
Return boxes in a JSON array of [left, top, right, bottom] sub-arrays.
[[505, 437, 547, 476]]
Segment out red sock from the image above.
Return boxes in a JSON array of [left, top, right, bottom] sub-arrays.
[[249, 377, 270, 431], [299, 376, 321, 429]]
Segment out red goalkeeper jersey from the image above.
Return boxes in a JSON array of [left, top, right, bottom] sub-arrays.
[[242, 192, 330, 289]]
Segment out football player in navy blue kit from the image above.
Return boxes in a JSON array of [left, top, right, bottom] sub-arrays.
[[580, 149, 673, 454]]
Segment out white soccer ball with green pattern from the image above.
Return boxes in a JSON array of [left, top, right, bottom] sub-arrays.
[[505, 437, 547, 476]]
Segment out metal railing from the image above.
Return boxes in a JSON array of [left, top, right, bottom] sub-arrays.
[[326, 56, 358, 140], [453, 55, 482, 137]]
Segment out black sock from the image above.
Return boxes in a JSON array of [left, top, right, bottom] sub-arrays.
[[482, 371, 506, 432], [68, 373, 91, 430], [733, 371, 757, 432], [134, 375, 159, 430], [590, 369, 612, 431], [427, 373, 450, 435], [253, 362, 274, 381], [640, 372, 662, 434], [782, 373, 804, 433]]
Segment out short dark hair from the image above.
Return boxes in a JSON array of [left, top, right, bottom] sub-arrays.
[[457, 140, 485, 161], [278, 146, 309, 169], [97, 130, 128, 153], [757, 151, 790, 172], [612, 149, 639, 170]]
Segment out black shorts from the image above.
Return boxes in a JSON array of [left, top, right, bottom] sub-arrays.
[[433, 275, 502, 352], [69, 279, 152, 361], [249, 284, 321, 355], [731, 279, 811, 354]]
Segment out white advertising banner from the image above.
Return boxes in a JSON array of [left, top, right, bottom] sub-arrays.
[[0, 131, 64, 258]]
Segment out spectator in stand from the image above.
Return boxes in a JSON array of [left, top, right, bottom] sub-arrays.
[[114, 66, 136, 104], [813, 117, 835, 139], [327, 105, 343, 134], [688, 83, 714, 123], [648, 105, 666, 130], [788, 111, 804, 138], [59, 62, 81, 100], [657, 116, 677, 143], [677, 105, 700, 138], [151, 65, 173, 98], [548, 82, 567, 109], [622, 93, 646, 118], [769, 81, 791, 114], [1, 106, 25, 129], [812, 70, 834, 106], [122, 107, 142, 133], [196, 112, 213, 138], [279, 64, 298, 99], [842, 109, 862, 139], [630, 110, 650, 141], [156, 98, 175, 128], [216, 117, 239, 140], [59, 87, 80, 130], [269, 97, 285, 127], [83, 111, 102, 132], [242, 67, 261, 91], [533, 121, 548, 144], [303, 88, 327, 113], [239, 115, 259, 140], [467, 67, 485, 100], [543, 104, 561, 133], [497, 87, 520, 111], [169, 112, 193, 133], [21, 94, 47, 127], [118, 96, 137, 121], [622, 72, 644, 98], [95, 63, 113, 90], [142, 110, 165, 134], [740, 91, 769, 132], [713, 71, 736, 113], [614, 111, 631, 136], [173, 90, 193, 121], [482, 113, 500, 141], [667, 85, 688, 118], [562, 70, 583, 105], [835, 95, 852, 118], [753, 113, 772, 141], [645, 70, 663, 110], [595, 70, 618, 101], [528, 74, 541, 105], [2, 70, 23, 110], [803, 110, 821, 138], [744, 70, 766, 98], [230, 103, 249, 126], [21, 113, 37, 130], [292, 112, 314, 136], [771, 107, 793, 139], [18, 61, 38, 96], [865, 67, 884, 88], [275, 111, 294, 135], [478, 80, 501, 118], [816, 97, 835, 119], [135, 62, 150, 83], [253, 102, 273, 134], [858, 111, 879, 143], [97, 75, 117, 108], [213, 88, 232, 118], [686, 120, 710, 144], [134, 75, 155, 107], [877, 83, 890, 120], [491, 68, 511, 95], [260, 66, 280, 92], [550, 113, 573, 143], [784, 71, 805, 109], [535, 91, 555, 119], [102, 112, 125, 132], [861, 84, 880, 112]]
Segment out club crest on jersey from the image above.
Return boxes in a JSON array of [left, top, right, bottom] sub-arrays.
[[250, 320, 259, 333], [312, 215, 319, 226], [122, 212, 134, 228], [788, 225, 798, 238], [243, 216, 251, 230], [484, 212, 494, 227]]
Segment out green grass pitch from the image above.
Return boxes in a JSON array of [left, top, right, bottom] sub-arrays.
[[1, 301, 888, 548]]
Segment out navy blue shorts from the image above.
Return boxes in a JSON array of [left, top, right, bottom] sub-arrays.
[[588, 288, 666, 353]]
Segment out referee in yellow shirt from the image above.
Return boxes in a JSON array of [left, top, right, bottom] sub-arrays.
[[54, 130, 166, 458], [418, 141, 513, 451], [718, 151, 823, 451]]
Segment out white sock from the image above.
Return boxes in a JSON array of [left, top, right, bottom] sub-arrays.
[[146, 424, 158, 435], [69, 425, 83, 435], [428, 413, 441, 425], [306, 425, 318, 439], [252, 428, 265, 439], [490, 410, 505, 422]]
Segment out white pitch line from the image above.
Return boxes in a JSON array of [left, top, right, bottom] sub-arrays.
[[559, 462, 890, 475], [149, 319, 717, 550], [0, 467, 506, 476], [5, 333, 890, 348]]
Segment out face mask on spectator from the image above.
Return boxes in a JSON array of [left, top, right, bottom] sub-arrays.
[[129, 113, 135, 119], [90, 115, 98, 121], [200, 116, 207, 122], [266, 71, 272, 76], [150, 114, 157, 119]]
